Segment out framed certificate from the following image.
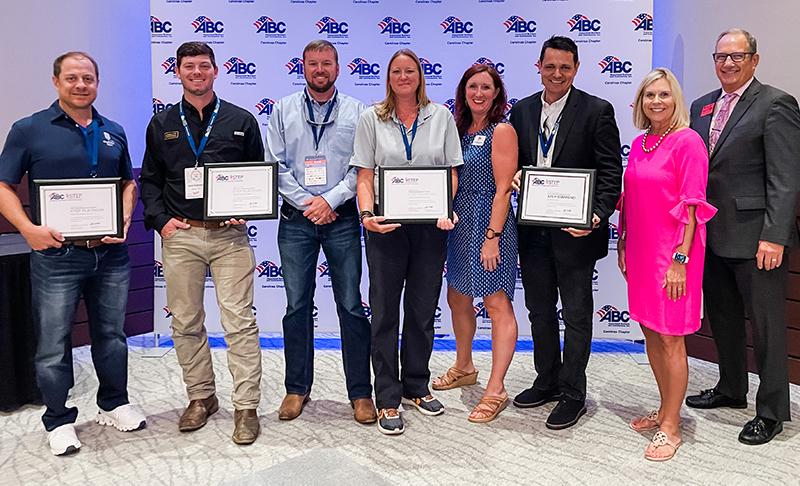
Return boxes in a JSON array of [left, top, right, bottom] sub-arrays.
[[203, 162, 278, 220], [517, 167, 596, 229], [378, 166, 453, 224], [34, 178, 123, 240]]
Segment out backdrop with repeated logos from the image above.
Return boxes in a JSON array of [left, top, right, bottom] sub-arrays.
[[151, 0, 653, 339]]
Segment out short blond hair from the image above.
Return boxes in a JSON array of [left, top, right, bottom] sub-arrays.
[[632, 68, 690, 130]]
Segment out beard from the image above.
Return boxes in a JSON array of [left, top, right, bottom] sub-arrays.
[[307, 77, 335, 94]]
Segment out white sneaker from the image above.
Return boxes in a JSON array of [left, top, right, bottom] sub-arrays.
[[96, 404, 147, 432], [48, 424, 81, 456]]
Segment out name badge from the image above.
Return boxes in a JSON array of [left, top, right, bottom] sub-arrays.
[[701, 103, 715, 117], [304, 155, 327, 186], [472, 135, 487, 146], [184, 167, 204, 199]]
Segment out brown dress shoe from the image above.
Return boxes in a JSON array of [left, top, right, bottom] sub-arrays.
[[352, 398, 377, 424], [279, 394, 310, 421], [178, 395, 219, 432], [232, 409, 260, 445]]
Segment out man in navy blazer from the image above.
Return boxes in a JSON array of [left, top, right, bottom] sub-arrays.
[[509, 36, 622, 430], [686, 28, 800, 445]]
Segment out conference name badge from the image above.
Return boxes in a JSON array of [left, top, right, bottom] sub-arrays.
[[304, 155, 327, 187], [472, 135, 487, 146], [185, 167, 204, 199], [701, 104, 715, 117]]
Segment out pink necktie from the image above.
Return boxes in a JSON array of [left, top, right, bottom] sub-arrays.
[[709, 93, 737, 155]]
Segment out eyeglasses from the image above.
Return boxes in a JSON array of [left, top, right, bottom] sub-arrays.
[[712, 52, 754, 63]]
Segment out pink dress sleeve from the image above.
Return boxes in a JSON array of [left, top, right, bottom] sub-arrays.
[[669, 131, 718, 247]]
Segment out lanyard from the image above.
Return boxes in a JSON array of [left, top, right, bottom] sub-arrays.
[[82, 119, 100, 177], [305, 94, 336, 152], [538, 112, 563, 160], [399, 116, 418, 161], [179, 97, 220, 166]]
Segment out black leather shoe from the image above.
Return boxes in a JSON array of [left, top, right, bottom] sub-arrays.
[[513, 387, 561, 408], [685, 388, 747, 409], [738, 417, 783, 445], [546, 398, 586, 430]]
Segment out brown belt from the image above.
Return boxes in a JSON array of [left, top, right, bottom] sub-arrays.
[[70, 239, 105, 248], [181, 218, 228, 229]]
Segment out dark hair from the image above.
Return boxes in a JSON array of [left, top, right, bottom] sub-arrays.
[[454, 64, 507, 138], [177, 41, 216, 69], [539, 36, 579, 65], [54, 52, 98, 80], [303, 39, 338, 63]]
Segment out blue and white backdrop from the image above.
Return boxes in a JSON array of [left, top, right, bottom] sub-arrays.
[[151, 0, 653, 340]]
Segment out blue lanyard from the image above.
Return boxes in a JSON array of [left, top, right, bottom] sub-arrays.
[[179, 97, 221, 165], [305, 94, 336, 152], [82, 119, 100, 177], [399, 116, 418, 161], [538, 112, 563, 160]]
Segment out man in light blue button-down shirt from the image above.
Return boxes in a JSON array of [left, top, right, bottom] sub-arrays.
[[265, 40, 375, 425]]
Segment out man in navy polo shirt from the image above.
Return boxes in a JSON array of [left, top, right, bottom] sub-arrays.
[[0, 52, 144, 456]]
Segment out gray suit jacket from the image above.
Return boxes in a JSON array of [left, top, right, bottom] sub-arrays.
[[690, 78, 800, 259]]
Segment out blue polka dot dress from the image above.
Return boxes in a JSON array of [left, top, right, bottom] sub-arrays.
[[447, 122, 518, 300]]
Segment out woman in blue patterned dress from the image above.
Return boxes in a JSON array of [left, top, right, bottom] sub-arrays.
[[432, 64, 519, 422]]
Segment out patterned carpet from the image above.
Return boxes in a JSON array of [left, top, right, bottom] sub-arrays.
[[1, 337, 799, 486]]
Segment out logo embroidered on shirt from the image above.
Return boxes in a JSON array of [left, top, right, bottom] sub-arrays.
[[164, 131, 179, 140], [102, 132, 115, 146], [234, 131, 245, 136]]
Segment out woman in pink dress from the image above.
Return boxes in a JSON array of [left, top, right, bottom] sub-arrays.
[[617, 68, 716, 461]]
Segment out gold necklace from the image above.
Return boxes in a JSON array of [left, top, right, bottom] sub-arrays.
[[642, 122, 675, 153]]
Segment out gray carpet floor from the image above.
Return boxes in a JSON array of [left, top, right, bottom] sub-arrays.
[[2, 340, 799, 486]]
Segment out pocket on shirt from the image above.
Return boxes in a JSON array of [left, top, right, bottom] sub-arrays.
[[735, 196, 766, 211]]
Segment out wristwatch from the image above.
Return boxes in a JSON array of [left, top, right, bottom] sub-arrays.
[[485, 228, 502, 240], [672, 252, 689, 264], [359, 210, 374, 223]]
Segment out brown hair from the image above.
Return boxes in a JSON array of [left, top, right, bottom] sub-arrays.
[[454, 64, 507, 138], [54, 52, 98, 80]]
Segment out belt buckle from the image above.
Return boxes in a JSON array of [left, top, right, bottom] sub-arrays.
[[86, 239, 91, 247]]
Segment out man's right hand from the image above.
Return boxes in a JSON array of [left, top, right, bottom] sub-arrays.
[[22, 225, 64, 250], [511, 170, 522, 192], [160, 218, 192, 239]]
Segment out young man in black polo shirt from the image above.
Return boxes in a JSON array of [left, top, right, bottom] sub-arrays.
[[140, 41, 264, 445]]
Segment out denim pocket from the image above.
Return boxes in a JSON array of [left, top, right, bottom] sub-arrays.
[[36, 245, 71, 257]]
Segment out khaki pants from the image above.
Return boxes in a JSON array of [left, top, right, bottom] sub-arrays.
[[162, 225, 261, 409]]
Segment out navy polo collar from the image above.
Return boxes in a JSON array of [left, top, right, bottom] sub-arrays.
[[47, 100, 105, 126]]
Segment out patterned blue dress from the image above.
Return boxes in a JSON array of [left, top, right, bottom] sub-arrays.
[[446, 122, 518, 300]]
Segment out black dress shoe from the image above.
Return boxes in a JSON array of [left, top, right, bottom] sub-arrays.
[[685, 388, 747, 409], [546, 398, 586, 430], [738, 417, 783, 445], [513, 387, 561, 408]]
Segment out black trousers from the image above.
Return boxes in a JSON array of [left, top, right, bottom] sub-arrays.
[[519, 227, 596, 402], [365, 225, 447, 410], [703, 247, 791, 422]]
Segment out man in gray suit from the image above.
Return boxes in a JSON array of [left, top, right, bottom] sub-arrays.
[[686, 28, 800, 445]]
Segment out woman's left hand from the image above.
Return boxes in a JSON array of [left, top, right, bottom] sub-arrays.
[[480, 238, 501, 272], [663, 261, 687, 300], [437, 212, 458, 230]]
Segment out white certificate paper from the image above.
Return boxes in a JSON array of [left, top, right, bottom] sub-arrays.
[[381, 168, 451, 222], [519, 169, 594, 227], [39, 183, 119, 238], [206, 165, 273, 217]]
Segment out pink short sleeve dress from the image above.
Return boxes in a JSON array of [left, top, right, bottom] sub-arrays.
[[620, 128, 717, 335]]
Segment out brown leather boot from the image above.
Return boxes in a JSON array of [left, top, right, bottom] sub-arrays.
[[232, 409, 260, 445], [178, 395, 219, 432], [278, 394, 310, 420], [352, 398, 378, 424]]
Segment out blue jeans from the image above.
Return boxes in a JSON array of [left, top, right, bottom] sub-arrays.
[[30, 243, 130, 431], [277, 201, 372, 400]]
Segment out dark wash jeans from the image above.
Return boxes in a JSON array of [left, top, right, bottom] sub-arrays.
[[277, 200, 372, 400], [30, 243, 130, 431], [365, 224, 447, 410]]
